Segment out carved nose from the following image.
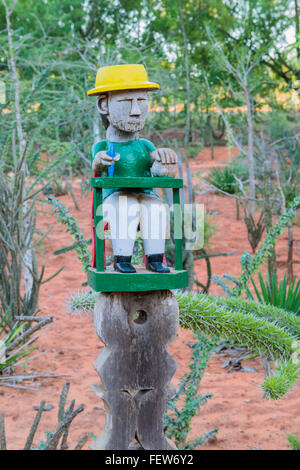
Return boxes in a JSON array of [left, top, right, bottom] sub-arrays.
[[130, 99, 141, 116]]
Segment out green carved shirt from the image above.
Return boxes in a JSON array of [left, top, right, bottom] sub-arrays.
[[91, 138, 158, 200]]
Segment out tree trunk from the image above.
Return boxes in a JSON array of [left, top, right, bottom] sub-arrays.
[[263, 160, 277, 284], [236, 199, 240, 221], [244, 85, 255, 216], [287, 223, 294, 283], [178, 0, 191, 149]]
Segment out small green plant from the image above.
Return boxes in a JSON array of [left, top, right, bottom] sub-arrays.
[[204, 162, 249, 221], [0, 382, 88, 450], [246, 272, 300, 315], [262, 360, 300, 400], [0, 309, 53, 376], [287, 433, 300, 450], [164, 332, 218, 449], [205, 163, 248, 195], [66, 289, 97, 316], [186, 143, 204, 158]]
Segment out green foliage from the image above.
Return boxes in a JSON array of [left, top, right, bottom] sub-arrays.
[[47, 197, 91, 272], [164, 332, 218, 449], [32, 430, 53, 450], [287, 433, 300, 450], [54, 239, 92, 256], [1, 0, 297, 181], [205, 163, 248, 195], [208, 294, 300, 339], [261, 361, 300, 400], [215, 196, 300, 298], [0, 317, 35, 373], [66, 291, 218, 449], [252, 115, 300, 280], [0, 313, 53, 375], [132, 235, 144, 265], [66, 289, 97, 316], [177, 291, 300, 399], [258, 113, 300, 208], [234, 196, 300, 296], [0, 164, 42, 328], [0, 7, 74, 331], [67, 290, 96, 316], [0, 381, 88, 450], [177, 291, 295, 361], [186, 143, 204, 159], [246, 272, 300, 315], [66, 288, 300, 400]]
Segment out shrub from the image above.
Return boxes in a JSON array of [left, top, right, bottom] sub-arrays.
[[205, 162, 248, 195], [246, 272, 300, 315], [0, 312, 53, 376], [287, 434, 300, 450]]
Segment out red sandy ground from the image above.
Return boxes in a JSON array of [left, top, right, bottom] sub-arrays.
[[1, 146, 300, 450]]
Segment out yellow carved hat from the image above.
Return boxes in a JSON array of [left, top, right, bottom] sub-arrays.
[[87, 64, 160, 96]]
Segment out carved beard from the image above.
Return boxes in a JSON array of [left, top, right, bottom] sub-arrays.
[[109, 117, 145, 133]]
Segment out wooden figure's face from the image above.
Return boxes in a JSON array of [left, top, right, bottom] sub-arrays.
[[98, 90, 149, 133]]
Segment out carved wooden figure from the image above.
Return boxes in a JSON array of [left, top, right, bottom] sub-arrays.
[[88, 64, 182, 275], [87, 64, 188, 291], [87, 64, 188, 450]]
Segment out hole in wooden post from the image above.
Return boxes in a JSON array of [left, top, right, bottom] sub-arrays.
[[133, 310, 147, 324]]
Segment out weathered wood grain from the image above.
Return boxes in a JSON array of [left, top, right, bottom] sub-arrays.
[[91, 290, 179, 450]]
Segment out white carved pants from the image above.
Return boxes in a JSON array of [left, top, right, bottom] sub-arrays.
[[103, 191, 167, 257]]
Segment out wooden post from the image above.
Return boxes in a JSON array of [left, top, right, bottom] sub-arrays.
[[91, 290, 179, 450]]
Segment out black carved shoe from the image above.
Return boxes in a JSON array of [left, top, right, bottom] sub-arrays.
[[146, 254, 170, 273], [113, 256, 136, 273]]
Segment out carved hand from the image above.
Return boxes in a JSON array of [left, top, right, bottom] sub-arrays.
[[92, 150, 120, 173], [150, 148, 177, 177]]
